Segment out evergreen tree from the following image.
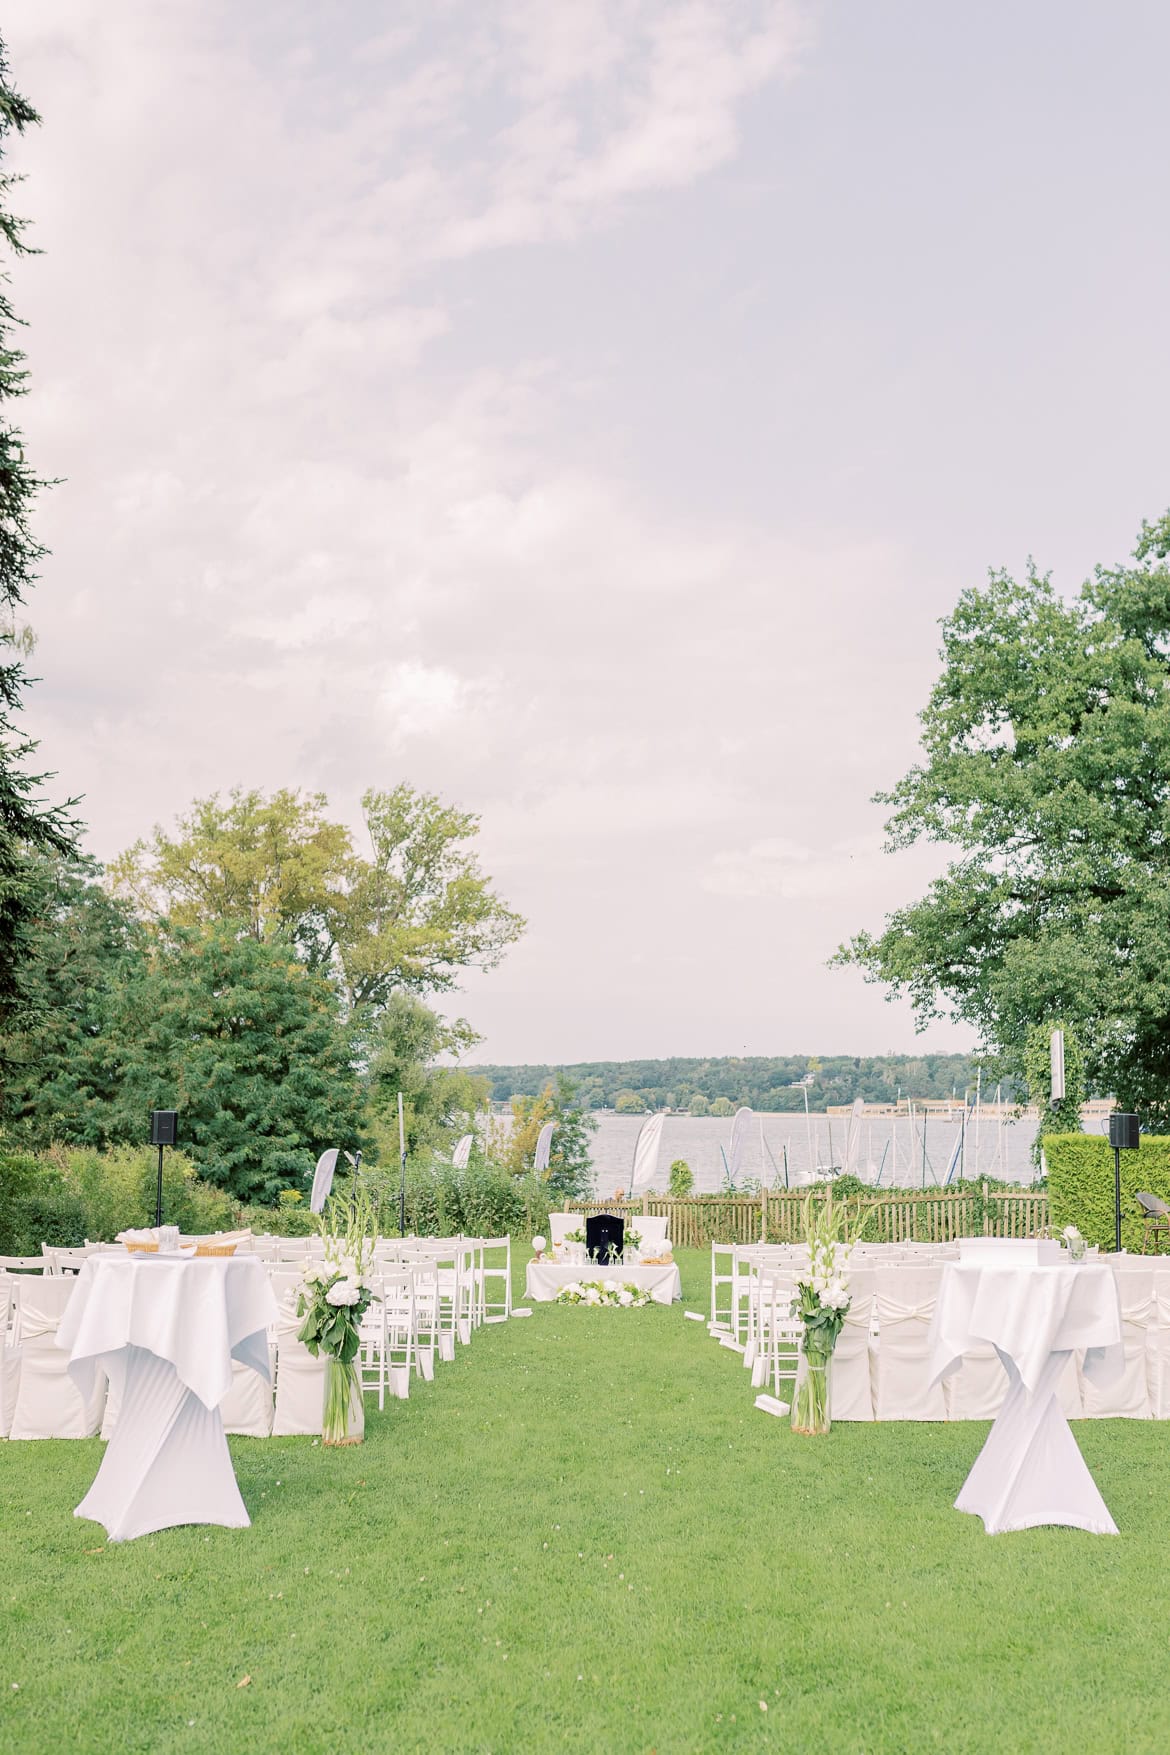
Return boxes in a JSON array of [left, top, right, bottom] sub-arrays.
[[0, 40, 77, 1024], [0, 850, 143, 1142]]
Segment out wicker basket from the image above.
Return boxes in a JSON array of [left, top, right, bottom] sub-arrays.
[[194, 1242, 238, 1257], [124, 1241, 159, 1254]]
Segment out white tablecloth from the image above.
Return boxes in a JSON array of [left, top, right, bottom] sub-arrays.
[[525, 1261, 682, 1305], [929, 1263, 1123, 1535], [57, 1255, 278, 1542]]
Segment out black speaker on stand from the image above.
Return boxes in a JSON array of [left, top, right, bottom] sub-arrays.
[[1108, 1112, 1141, 1252], [150, 1110, 179, 1228]]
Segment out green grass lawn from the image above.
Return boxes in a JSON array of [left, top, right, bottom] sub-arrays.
[[2, 1248, 1168, 1754]]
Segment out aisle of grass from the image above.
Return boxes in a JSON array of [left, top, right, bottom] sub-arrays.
[[2, 1248, 1168, 1753]]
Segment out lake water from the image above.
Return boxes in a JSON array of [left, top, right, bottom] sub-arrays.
[[582, 1109, 1068, 1194]]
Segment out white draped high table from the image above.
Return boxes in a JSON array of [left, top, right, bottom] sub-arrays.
[[525, 1261, 682, 1305], [929, 1261, 1123, 1535], [56, 1254, 278, 1543]]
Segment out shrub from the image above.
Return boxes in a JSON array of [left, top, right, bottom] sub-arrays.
[[668, 1159, 693, 1196], [233, 1199, 317, 1237], [331, 1160, 552, 1240], [0, 1144, 236, 1252], [1046, 1131, 1170, 1250]]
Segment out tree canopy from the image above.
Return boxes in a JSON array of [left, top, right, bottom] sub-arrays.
[[0, 41, 77, 1021], [110, 783, 525, 1015], [837, 511, 1170, 1120]]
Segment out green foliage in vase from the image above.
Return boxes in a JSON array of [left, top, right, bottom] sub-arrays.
[[837, 511, 1170, 1122]]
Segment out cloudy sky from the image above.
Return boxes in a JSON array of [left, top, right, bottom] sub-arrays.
[[6, 1, 1170, 1063]]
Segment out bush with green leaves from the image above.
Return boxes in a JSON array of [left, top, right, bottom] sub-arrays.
[[1046, 1131, 1170, 1251], [668, 1159, 693, 1196], [330, 1158, 551, 1241], [0, 1144, 235, 1253]]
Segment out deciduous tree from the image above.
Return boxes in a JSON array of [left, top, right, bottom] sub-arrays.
[[838, 512, 1170, 1121]]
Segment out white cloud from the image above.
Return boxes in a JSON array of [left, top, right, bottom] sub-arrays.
[[1, 0, 980, 1061]]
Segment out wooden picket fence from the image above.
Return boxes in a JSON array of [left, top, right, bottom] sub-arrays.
[[565, 1183, 1050, 1247]]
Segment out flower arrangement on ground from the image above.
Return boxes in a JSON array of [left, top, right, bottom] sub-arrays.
[[555, 1279, 651, 1308], [791, 1192, 866, 1436], [297, 1190, 375, 1445]]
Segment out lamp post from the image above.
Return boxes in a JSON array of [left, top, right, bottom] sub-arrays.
[[1108, 1113, 1141, 1252]]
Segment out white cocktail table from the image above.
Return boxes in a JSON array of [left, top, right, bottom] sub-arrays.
[[929, 1261, 1123, 1535], [56, 1254, 278, 1543], [524, 1260, 682, 1305]]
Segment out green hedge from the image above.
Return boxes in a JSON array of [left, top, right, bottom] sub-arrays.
[[0, 1145, 235, 1255], [1045, 1132, 1170, 1251]]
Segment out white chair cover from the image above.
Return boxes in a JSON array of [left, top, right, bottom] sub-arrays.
[[219, 1353, 276, 1436], [9, 1276, 104, 1440], [1148, 1269, 1170, 1419], [548, 1214, 575, 1248], [271, 1295, 326, 1436], [830, 1272, 875, 1421], [872, 1267, 946, 1420], [1080, 1265, 1153, 1419]]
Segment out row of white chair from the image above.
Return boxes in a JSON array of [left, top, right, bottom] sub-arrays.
[[0, 1235, 514, 1440], [711, 1245, 1170, 1421]]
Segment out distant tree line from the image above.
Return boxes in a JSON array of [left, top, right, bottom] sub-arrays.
[[469, 1053, 1008, 1114]]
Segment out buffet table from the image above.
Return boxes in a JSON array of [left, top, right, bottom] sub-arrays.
[[929, 1260, 1123, 1534], [56, 1253, 278, 1542], [525, 1260, 682, 1305]]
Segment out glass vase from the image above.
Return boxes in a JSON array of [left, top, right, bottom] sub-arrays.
[[322, 1357, 364, 1446], [790, 1347, 832, 1436]]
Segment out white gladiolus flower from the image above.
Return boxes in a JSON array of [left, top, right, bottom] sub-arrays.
[[821, 1280, 849, 1310], [1062, 1224, 1081, 1241], [302, 1262, 325, 1285], [325, 1279, 361, 1306]]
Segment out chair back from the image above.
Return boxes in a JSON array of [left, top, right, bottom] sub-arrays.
[[13, 1273, 75, 1344]]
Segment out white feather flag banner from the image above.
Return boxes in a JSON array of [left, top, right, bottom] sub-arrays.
[[629, 1112, 666, 1193], [534, 1121, 555, 1173], [843, 1098, 864, 1174], [452, 1134, 474, 1170], [728, 1107, 754, 1182], [310, 1148, 339, 1214]]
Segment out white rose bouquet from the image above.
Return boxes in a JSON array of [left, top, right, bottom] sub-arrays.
[[555, 1279, 651, 1308], [791, 1191, 868, 1436], [297, 1190, 375, 1444]]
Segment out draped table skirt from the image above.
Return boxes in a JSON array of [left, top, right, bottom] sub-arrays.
[[524, 1261, 682, 1305], [75, 1344, 252, 1542], [929, 1262, 1123, 1535], [57, 1254, 278, 1543]]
